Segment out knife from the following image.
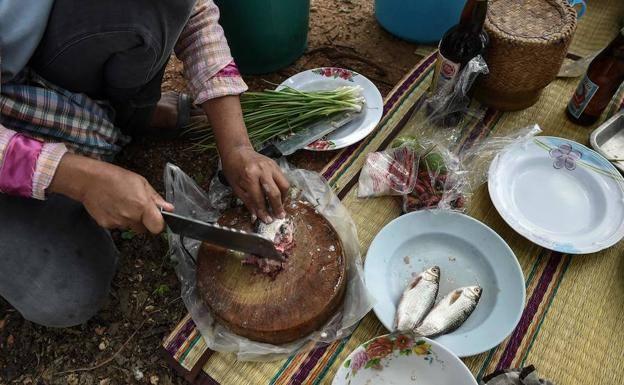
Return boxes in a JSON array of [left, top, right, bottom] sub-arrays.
[[258, 111, 357, 158], [162, 210, 283, 260]]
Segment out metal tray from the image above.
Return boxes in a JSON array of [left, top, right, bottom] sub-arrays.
[[590, 110, 624, 173]]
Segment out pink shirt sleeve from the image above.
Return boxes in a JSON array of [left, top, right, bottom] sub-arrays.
[[174, 0, 248, 105], [0, 125, 67, 200]]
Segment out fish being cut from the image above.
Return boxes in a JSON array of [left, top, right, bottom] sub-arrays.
[[242, 217, 295, 278], [394, 266, 440, 332], [413, 285, 482, 337], [255, 217, 295, 256]]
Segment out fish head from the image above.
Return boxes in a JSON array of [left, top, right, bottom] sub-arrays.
[[255, 217, 294, 242], [422, 265, 441, 282], [464, 285, 483, 301], [255, 216, 295, 257]]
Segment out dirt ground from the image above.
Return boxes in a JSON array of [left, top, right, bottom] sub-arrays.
[[0, 1, 421, 384]]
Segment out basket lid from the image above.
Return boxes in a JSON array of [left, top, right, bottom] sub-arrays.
[[486, 0, 576, 42]]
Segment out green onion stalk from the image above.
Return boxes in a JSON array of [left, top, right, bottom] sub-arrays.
[[186, 86, 365, 151]]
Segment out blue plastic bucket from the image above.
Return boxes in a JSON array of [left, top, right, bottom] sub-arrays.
[[375, 0, 465, 44]]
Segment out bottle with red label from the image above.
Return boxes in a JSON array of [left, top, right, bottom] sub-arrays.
[[567, 28, 624, 126], [431, 0, 489, 95]]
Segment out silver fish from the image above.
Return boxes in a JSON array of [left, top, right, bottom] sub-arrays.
[[414, 285, 482, 337], [394, 266, 440, 332], [244, 217, 295, 278], [254, 217, 295, 256]]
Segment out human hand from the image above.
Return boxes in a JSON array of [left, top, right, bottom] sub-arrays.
[[220, 145, 290, 223], [50, 154, 174, 234]]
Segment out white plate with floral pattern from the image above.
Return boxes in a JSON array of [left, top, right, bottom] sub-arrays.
[[489, 136, 624, 254], [332, 333, 477, 385], [278, 68, 383, 151]]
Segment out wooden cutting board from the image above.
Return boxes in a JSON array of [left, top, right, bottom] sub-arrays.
[[196, 200, 347, 344]]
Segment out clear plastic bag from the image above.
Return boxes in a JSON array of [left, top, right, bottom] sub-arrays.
[[406, 55, 490, 145], [358, 57, 489, 210], [557, 51, 598, 78], [459, 124, 543, 189], [400, 139, 467, 213], [357, 145, 421, 198], [357, 123, 542, 213], [164, 161, 373, 361], [358, 53, 542, 213], [426, 55, 489, 126], [357, 137, 467, 211]]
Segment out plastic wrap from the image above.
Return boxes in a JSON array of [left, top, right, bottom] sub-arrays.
[[357, 145, 422, 198], [358, 125, 542, 213], [426, 55, 489, 125], [164, 162, 373, 361], [406, 55, 490, 145], [357, 57, 488, 207], [357, 57, 487, 209], [358, 53, 541, 213], [401, 138, 467, 213], [357, 137, 467, 211], [557, 52, 598, 78], [459, 124, 543, 189]]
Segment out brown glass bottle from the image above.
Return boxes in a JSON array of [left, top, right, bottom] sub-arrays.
[[567, 28, 624, 126], [431, 0, 488, 95]]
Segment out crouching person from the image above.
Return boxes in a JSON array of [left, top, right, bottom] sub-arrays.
[[0, 0, 288, 327]]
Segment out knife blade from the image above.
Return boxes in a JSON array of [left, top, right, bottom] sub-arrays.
[[162, 210, 283, 260], [258, 112, 357, 158]]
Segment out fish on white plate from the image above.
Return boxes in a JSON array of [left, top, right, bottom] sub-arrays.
[[414, 285, 482, 337], [394, 266, 440, 332]]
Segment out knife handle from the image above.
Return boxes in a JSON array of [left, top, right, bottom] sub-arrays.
[[258, 143, 282, 159]]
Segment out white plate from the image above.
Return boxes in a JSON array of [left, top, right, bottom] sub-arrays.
[[365, 210, 525, 357], [489, 136, 624, 254], [332, 333, 477, 385], [278, 68, 383, 151]]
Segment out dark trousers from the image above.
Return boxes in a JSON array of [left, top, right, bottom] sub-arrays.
[[0, 0, 196, 327]]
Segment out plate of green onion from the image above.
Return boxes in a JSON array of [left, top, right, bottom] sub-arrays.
[[278, 67, 383, 151], [188, 67, 381, 153]]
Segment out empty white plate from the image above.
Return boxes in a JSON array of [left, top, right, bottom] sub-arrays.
[[365, 210, 525, 357], [489, 136, 624, 254], [278, 68, 383, 151]]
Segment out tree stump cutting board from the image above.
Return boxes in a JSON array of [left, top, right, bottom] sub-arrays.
[[196, 200, 347, 344]]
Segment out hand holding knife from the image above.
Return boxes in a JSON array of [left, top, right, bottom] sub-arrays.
[[161, 209, 283, 260]]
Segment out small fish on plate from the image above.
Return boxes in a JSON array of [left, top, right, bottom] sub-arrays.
[[394, 266, 440, 332], [414, 285, 482, 337]]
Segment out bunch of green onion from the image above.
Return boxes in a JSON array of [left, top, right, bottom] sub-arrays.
[[187, 85, 365, 151]]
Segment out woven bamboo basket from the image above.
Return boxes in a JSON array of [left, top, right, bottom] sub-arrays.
[[474, 0, 577, 111]]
